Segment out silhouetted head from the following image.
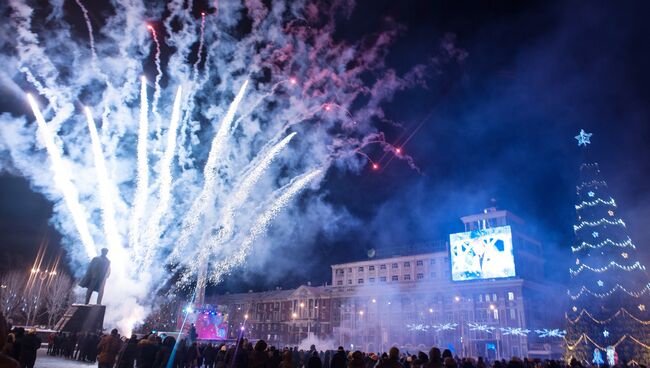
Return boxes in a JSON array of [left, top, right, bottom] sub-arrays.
[[389, 347, 400, 360], [101, 248, 109, 256], [111, 328, 118, 336]]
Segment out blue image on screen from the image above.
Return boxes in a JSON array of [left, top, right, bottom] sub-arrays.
[[449, 225, 516, 281]]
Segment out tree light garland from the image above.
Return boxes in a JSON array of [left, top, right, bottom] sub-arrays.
[[566, 308, 650, 326], [576, 180, 608, 191], [568, 282, 650, 300], [575, 198, 616, 210], [570, 261, 646, 276], [574, 218, 625, 231], [571, 237, 635, 252]]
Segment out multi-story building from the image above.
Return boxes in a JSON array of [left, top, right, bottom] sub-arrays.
[[205, 208, 560, 359]]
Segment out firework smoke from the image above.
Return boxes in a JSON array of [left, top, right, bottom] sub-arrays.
[[0, 0, 460, 333]]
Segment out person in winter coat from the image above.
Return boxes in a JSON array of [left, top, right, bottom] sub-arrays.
[[117, 335, 139, 368], [331, 347, 348, 368], [249, 340, 269, 368], [153, 336, 176, 368], [18, 328, 41, 368], [215, 344, 227, 368], [378, 347, 404, 368], [187, 341, 201, 368], [268, 346, 282, 368], [280, 349, 293, 368], [308, 351, 323, 368], [424, 348, 443, 368], [0, 312, 19, 368], [98, 329, 123, 368], [137, 334, 160, 368], [203, 343, 217, 368]]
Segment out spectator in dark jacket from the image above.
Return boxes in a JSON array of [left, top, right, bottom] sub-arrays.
[[250, 340, 269, 368], [137, 334, 159, 368], [117, 335, 139, 368], [331, 347, 348, 368], [18, 328, 41, 368], [203, 343, 217, 368], [153, 336, 176, 368], [308, 351, 323, 368]]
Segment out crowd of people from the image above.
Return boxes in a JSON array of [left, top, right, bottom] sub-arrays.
[[0, 310, 646, 368], [9, 325, 648, 368]]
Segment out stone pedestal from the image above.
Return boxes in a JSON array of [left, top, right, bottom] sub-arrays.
[[54, 304, 106, 333]]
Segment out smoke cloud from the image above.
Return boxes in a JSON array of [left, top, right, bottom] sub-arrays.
[[0, 0, 456, 333]]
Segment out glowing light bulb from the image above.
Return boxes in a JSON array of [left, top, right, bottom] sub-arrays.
[[395, 148, 401, 154], [147, 25, 153, 30], [324, 104, 331, 111], [372, 163, 379, 170], [289, 78, 297, 85]]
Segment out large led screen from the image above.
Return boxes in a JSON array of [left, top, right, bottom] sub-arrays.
[[449, 225, 515, 281]]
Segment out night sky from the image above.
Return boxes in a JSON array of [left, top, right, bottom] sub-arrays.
[[1, 1, 649, 295]]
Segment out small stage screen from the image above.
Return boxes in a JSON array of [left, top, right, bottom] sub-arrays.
[[179, 307, 229, 340], [449, 225, 515, 281]]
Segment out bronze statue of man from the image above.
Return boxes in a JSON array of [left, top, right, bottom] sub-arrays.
[[79, 248, 111, 305]]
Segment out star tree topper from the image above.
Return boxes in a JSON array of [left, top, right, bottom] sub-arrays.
[[575, 129, 593, 147]]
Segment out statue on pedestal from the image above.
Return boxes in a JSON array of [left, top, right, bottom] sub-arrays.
[[79, 248, 111, 305]]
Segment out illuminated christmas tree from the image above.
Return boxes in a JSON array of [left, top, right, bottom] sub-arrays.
[[565, 130, 650, 365]]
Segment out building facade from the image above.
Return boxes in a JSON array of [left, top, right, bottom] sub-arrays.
[[206, 208, 559, 359]]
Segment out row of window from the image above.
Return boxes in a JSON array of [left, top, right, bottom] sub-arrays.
[[335, 259, 450, 276], [337, 272, 448, 285]]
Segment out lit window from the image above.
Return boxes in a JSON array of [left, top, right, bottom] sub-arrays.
[[404, 262, 411, 267], [493, 309, 499, 319], [416, 260, 423, 266], [358, 279, 364, 284], [492, 293, 497, 301], [404, 274, 411, 281], [391, 275, 398, 281], [485, 294, 490, 302], [392, 263, 398, 269], [417, 273, 424, 280], [508, 292, 514, 301], [509, 309, 516, 320]]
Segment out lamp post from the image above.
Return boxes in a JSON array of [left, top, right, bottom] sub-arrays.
[[26, 267, 57, 327]]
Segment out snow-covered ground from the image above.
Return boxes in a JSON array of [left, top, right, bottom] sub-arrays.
[[34, 349, 95, 368]]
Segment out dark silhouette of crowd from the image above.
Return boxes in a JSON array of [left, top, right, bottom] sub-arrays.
[[0, 312, 41, 368], [1, 315, 647, 368]]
